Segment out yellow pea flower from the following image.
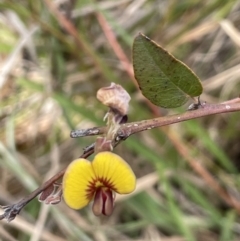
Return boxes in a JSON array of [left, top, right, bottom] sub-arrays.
[[63, 152, 136, 216]]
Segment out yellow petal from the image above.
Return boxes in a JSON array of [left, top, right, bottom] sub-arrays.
[[92, 152, 136, 194], [62, 158, 96, 209]]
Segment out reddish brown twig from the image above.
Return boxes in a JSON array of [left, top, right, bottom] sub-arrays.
[[94, 13, 240, 215], [1, 97, 240, 222], [71, 100, 240, 138], [1, 3, 240, 223]]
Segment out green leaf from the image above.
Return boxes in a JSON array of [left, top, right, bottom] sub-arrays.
[[132, 33, 203, 108]]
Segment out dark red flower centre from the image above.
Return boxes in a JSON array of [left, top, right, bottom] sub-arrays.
[[92, 188, 114, 216]]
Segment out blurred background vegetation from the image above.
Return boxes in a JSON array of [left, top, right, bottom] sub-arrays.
[[0, 0, 240, 240]]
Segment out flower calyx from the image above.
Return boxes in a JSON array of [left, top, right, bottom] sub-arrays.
[[38, 183, 62, 205]]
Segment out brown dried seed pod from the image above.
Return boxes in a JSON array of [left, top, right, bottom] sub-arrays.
[[97, 83, 131, 115]]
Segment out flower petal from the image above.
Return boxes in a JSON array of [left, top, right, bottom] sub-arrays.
[[92, 188, 114, 216], [62, 158, 96, 209], [92, 188, 103, 216], [92, 152, 136, 194]]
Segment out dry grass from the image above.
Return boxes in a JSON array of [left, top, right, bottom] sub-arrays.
[[1, 0, 240, 240]]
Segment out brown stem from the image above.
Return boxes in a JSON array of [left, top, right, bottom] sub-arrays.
[[128, 101, 240, 135], [93, 13, 240, 215], [70, 99, 240, 213], [1, 99, 240, 222], [0, 147, 95, 222], [1, 0, 238, 224], [71, 100, 240, 138]]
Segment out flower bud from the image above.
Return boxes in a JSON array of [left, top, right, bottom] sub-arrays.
[[97, 83, 131, 116]]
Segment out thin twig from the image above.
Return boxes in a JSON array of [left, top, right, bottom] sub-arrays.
[[94, 14, 231, 215], [71, 100, 240, 138], [1, 97, 240, 222], [93, 14, 240, 216], [0, 147, 95, 222]]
